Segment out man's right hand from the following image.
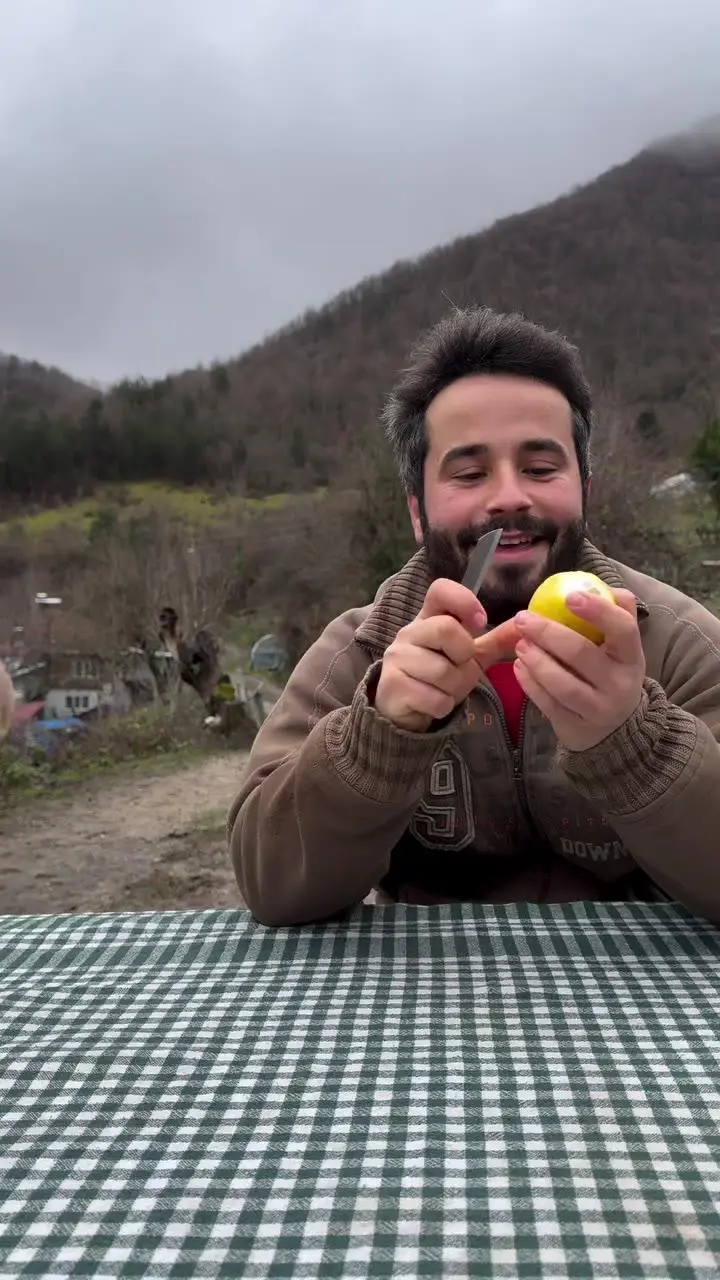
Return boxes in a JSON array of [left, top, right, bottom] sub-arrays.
[[372, 578, 491, 733]]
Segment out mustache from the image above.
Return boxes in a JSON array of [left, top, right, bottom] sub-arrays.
[[421, 511, 588, 622], [455, 515, 560, 553]]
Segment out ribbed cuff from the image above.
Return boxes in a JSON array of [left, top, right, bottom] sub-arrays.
[[557, 677, 698, 816], [324, 662, 463, 803]]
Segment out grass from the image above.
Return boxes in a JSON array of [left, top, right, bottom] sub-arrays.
[[643, 490, 720, 615], [662, 492, 715, 542], [0, 699, 227, 808], [0, 482, 321, 540], [186, 806, 231, 836]]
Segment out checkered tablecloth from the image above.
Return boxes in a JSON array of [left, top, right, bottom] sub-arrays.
[[1, 903, 720, 1279]]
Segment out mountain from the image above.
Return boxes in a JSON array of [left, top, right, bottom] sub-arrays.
[[0, 354, 92, 415], [213, 118, 720, 480], [2, 118, 720, 507]]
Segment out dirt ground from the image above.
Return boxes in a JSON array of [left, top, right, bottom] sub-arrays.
[[0, 752, 249, 915]]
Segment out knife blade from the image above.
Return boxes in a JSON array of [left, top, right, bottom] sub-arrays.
[[461, 528, 503, 597]]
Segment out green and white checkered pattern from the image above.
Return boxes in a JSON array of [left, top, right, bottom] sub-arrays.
[[1, 902, 720, 1279]]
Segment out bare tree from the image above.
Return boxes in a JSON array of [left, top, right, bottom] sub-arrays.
[[157, 605, 223, 706], [242, 492, 359, 666], [70, 509, 241, 656], [587, 394, 681, 582]]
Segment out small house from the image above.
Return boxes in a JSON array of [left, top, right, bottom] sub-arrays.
[[42, 651, 131, 721]]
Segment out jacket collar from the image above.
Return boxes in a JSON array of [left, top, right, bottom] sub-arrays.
[[354, 540, 649, 656]]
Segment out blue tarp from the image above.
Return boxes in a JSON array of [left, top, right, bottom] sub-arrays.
[[37, 718, 87, 732], [28, 717, 89, 755]]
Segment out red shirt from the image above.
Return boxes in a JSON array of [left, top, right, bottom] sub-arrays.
[[484, 661, 526, 744]]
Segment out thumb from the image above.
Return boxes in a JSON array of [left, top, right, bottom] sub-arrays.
[[612, 588, 638, 619], [473, 618, 520, 668]]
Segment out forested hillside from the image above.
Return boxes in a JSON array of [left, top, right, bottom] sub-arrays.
[[2, 121, 719, 509]]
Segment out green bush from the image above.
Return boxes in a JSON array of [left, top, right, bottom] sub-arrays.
[[0, 700, 212, 804]]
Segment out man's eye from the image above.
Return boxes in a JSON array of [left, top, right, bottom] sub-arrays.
[[527, 467, 556, 477], [456, 471, 485, 482]]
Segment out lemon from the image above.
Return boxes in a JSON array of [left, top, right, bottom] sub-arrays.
[[527, 571, 615, 645]]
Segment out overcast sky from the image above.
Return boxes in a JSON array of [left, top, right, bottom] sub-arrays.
[[0, 0, 718, 385]]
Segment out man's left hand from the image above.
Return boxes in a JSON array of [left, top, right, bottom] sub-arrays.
[[512, 588, 646, 752]]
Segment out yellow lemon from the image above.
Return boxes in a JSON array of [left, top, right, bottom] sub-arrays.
[[528, 571, 615, 645]]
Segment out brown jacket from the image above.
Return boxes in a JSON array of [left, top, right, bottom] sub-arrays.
[[228, 541, 720, 926]]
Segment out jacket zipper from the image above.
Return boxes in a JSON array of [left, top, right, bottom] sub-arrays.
[[478, 685, 553, 901], [481, 683, 531, 821]]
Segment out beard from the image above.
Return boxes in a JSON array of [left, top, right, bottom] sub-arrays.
[[421, 507, 587, 626]]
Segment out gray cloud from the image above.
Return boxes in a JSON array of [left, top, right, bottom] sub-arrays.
[[0, 0, 718, 382]]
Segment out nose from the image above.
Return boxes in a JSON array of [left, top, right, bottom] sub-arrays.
[[485, 464, 533, 517]]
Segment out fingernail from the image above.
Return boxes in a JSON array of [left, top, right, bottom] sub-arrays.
[[566, 592, 589, 609], [515, 611, 530, 628]]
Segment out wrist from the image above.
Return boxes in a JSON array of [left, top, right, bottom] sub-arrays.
[[370, 667, 432, 733], [324, 664, 455, 802]]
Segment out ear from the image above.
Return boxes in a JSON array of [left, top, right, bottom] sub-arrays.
[[584, 473, 593, 500], [407, 494, 423, 545]]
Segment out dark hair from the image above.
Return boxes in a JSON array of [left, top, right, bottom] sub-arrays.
[[381, 306, 593, 497]]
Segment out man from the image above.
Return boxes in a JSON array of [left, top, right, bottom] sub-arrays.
[[228, 307, 720, 926]]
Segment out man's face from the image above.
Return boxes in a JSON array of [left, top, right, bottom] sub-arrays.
[[407, 373, 588, 625]]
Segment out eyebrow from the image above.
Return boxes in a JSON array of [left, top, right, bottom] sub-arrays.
[[440, 438, 570, 469]]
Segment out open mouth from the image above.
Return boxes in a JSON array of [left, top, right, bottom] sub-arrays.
[[495, 534, 546, 557]]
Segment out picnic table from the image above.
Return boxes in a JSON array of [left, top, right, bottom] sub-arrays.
[[1, 902, 719, 1278]]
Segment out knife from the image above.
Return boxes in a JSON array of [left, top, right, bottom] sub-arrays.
[[461, 528, 503, 597]]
